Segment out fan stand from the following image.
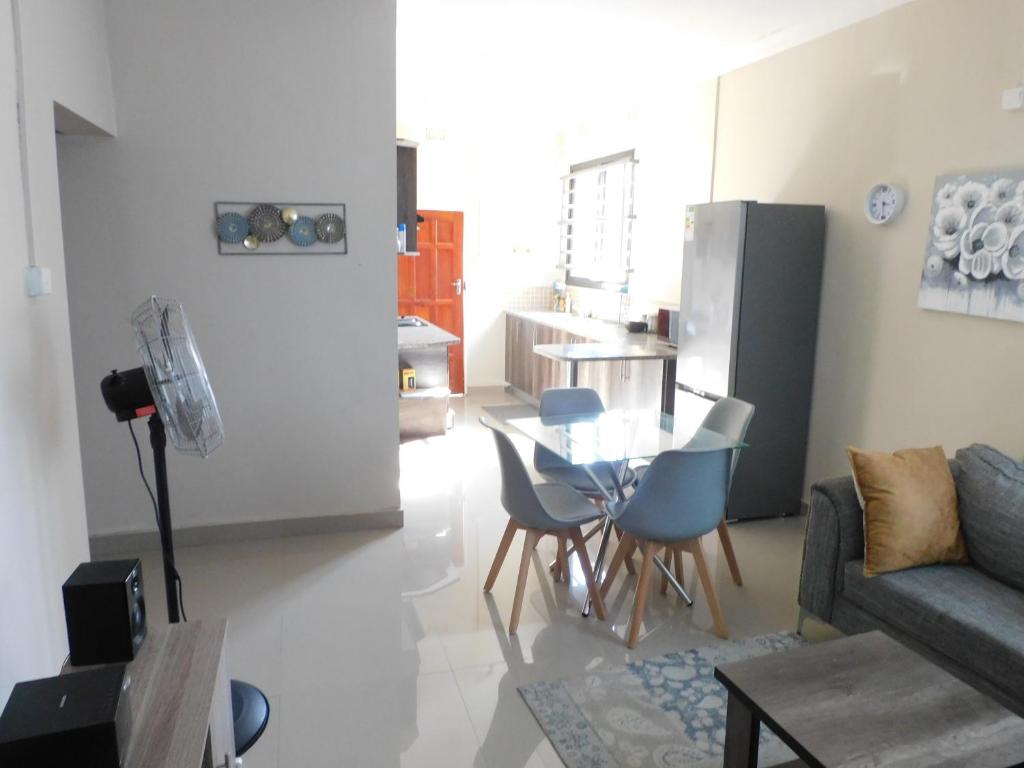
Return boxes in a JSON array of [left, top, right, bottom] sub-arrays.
[[147, 414, 182, 624], [146, 414, 269, 757]]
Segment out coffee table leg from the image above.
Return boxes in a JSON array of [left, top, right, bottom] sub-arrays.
[[723, 692, 759, 768]]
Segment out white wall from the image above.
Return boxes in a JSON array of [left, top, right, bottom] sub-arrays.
[[58, 0, 399, 537], [0, 0, 115, 703], [713, 0, 1024, 491], [398, 49, 718, 388]]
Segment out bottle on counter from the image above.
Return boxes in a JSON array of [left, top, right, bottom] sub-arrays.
[[398, 223, 407, 253]]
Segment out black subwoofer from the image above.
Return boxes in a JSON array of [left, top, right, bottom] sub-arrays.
[[0, 665, 133, 768], [63, 559, 146, 666]]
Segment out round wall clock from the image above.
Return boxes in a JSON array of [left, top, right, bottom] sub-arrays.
[[865, 183, 906, 225]]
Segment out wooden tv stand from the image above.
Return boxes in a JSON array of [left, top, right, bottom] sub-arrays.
[[64, 619, 234, 768]]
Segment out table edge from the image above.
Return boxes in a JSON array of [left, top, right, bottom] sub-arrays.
[[714, 666, 827, 768], [714, 632, 1024, 768]]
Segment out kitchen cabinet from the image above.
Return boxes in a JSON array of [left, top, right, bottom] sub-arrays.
[[505, 314, 534, 394], [397, 142, 418, 253], [505, 313, 661, 409]]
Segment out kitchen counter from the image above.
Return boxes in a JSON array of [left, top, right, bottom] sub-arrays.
[[397, 316, 459, 349], [504, 310, 666, 347], [397, 315, 455, 441], [533, 341, 676, 363], [504, 310, 677, 413]]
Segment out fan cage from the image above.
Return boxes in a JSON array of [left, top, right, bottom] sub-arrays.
[[131, 296, 224, 457]]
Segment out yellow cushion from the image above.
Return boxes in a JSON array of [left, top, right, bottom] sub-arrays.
[[846, 446, 968, 577]]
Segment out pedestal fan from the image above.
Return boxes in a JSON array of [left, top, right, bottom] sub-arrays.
[[101, 296, 268, 758]]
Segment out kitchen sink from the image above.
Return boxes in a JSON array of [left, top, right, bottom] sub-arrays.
[[398, 315, 427, 328]]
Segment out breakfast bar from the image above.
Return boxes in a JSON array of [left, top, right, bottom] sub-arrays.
[[532, 341, 678, 415]]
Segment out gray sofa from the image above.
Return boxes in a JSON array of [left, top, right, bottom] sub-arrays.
[[799, 443, 1024, 715]]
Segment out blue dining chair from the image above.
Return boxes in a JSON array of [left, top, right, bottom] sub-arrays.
[[533, 388, 637, 494], [601, 447, 733, 647], [634, 396, 754, 591], [534, 388, 638, 580], [480, 418, 607, 634], [696, 397, 754, 586]]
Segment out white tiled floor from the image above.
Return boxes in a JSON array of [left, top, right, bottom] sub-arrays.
[[117, 388, 815, 767]]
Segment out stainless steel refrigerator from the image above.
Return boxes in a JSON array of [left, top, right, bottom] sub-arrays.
[[676, 201, 826, 520]]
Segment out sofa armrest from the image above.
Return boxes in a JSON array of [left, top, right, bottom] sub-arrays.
[[798, 474, 865, 623]]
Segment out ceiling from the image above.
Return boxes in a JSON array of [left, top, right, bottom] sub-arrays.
[[397, 0, 915, 124]]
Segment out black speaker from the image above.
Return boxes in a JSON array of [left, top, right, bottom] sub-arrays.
[[0, 665, 132, 768], [62, 559, 146, 666]]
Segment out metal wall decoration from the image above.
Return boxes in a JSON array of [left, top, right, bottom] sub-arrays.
[[249, 204, 286, 243], [216, 212, 249, 243], [315, 213, 345, 244], [288, 216, 317, 247], [214, 202, 348, 255]]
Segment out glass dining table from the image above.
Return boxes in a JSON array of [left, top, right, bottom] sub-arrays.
[[505, 408, 746, 616]]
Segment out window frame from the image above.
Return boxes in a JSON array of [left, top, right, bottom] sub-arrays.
[[561, 149, 637, 293]]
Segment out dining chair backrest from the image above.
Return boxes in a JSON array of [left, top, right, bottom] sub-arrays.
[[481, 418, 557, 530], [533, 388, 606, 473], [616, 448, 731, 542], [698, 397, 754, 491]]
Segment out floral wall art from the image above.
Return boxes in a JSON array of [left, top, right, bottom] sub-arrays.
[[919, 172, 1024, 323]]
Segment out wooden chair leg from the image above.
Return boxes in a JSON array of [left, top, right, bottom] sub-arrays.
[[659, 547, 672, 596], [556, 536, 570, 583], [484, 519, 518, 593], [673, 545, 686, 593], [686, 537, 729, 639], [717, 520, 743, 586], [555, 520, 602, 568], [568, 527, 606, 620], [618, 528, 634, 573], [627, 541, 658, 649], [509, 529, 540, 635], [599, 533, 635, 599]]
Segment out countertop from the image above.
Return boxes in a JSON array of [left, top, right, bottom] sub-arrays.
[[533, 341, 676, 362], [505, 310, 670, 350], [397, 316, 459, 349]]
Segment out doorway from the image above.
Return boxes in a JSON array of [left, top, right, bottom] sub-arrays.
[[397, 210, 465, 394]]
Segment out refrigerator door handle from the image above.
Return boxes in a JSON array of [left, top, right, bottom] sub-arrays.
[[676, 382, 723, 402]]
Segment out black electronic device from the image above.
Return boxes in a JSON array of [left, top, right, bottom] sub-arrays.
[[0, 665, 132, 767], [100, 367, 155, 423], [63, 559, 146, 666]]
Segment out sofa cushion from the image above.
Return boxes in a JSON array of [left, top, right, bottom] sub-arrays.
[[843, 561, 1024, 699], [846, 446, 967, 577], [955, 444, 1024, 591]]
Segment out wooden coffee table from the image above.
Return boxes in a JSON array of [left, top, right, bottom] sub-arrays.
[[714, 631, 1024, 768]]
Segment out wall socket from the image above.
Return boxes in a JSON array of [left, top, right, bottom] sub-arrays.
[[1002, 86, 1024, 111], [24, 265, 52, 297]]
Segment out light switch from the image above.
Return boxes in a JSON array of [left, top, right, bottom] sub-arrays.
[[24, 265, 52, 297]]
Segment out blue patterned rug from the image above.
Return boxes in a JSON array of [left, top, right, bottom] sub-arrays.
[[519, 632, 806, 768]]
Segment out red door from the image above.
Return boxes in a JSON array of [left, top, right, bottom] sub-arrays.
[[398, 210, 465, 394]]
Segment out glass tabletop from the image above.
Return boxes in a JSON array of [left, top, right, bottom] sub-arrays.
[[506, 409, 746, 466]]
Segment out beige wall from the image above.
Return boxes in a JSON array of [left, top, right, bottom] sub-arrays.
[[713, 0, 1024, 492]]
